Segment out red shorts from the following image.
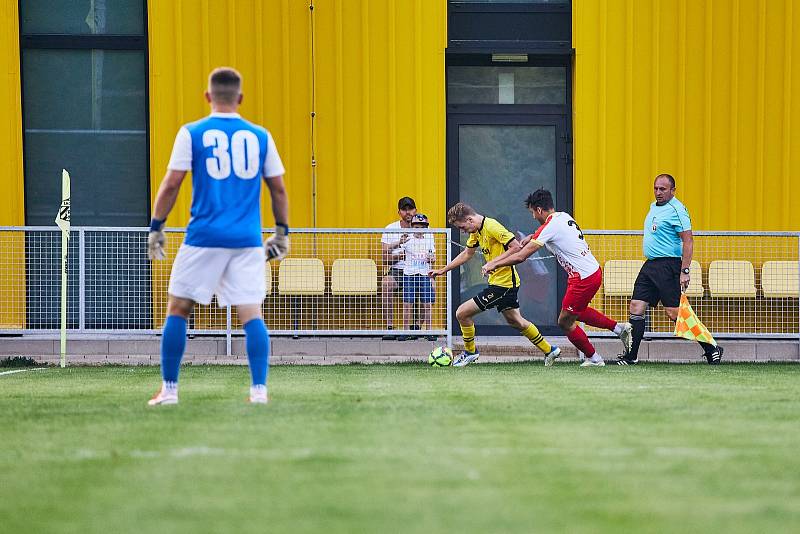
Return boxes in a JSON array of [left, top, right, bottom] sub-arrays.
[[562, 267, 602, 314]]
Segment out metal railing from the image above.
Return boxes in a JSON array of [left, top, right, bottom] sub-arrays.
[[583, 230, 800, 339], [0, 227, 453, 350]]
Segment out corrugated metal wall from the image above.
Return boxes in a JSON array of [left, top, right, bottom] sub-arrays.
[[573, 0, 800, 231], [0, 0, 24, 225], [0, 0, 25, 328], [148, 0, 447, 229]]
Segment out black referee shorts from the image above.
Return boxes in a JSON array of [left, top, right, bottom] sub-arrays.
[[631, 257, 682, 308], [473, 285, 519, 313]]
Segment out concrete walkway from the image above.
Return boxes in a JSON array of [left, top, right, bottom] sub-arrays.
[[0, 335, 797, 365]]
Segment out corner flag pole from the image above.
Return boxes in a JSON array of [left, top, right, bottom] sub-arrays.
[[55, 170, 71, 368]]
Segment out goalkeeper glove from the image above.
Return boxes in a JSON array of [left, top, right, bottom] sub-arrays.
[[264, 223, 290, 260], [148, 218, 166, 261]]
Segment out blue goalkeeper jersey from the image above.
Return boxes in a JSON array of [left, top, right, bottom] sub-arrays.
[[182, 115, 269, 248]]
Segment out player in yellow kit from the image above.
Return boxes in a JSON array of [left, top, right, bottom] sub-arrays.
[[429, 202, 561, 367]]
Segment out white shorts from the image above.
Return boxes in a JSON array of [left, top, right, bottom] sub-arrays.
[[168, 245, 266, 307]]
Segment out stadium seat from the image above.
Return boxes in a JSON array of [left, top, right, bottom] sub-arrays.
[[761, 261, 799, 298], [685, 260, 704, 298], [708, 260, 757, 298], [603, 260, 644, 296], [331, 259, 378, 295], [278, 258, 326, 296], [264, 259, 272, 295], [278, 258, 326, 334]]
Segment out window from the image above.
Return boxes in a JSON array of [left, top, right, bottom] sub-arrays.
[[20, 1, 150, 329]]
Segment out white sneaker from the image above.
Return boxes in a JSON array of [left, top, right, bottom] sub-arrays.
[[580, 358, 606, 367], [618, 322, 633, 355], [452, 351, 480, 367], [544, 346, 561, 367], [249, 386, 269, 404], [148, 386, 178, 406]]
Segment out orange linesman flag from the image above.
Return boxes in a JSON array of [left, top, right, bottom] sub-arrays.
[[674, 294, 717, 346]]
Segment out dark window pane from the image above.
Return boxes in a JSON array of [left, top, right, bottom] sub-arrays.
[[448, 66, 566, 105], [22, 49, 148, 226], [20, 0, 144, 35]]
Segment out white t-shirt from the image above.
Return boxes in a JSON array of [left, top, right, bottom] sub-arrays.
[[381, 220, 409, 271], [400, 234, 436, 276], [531, 212, 600, 280], [167, 112, 286, 178]]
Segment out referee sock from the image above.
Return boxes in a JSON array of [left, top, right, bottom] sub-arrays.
[[161, 315, 187, 383], [521, 323, 552, 354], [576, 307, 617, 331], [629, 314, 646, 359], [460, 324, 477, 353], [244, 318, 270, 386], [567, 325, 596, 357]]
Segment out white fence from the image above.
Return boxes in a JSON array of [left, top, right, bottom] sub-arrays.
[[0, 227, 797, 346], [0, 227, 453, 348]]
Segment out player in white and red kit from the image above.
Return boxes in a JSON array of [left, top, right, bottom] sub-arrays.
[[482, 189, 632, 367]]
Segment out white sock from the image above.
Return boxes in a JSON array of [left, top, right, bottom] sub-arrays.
[[612, 323, 624, 335], [589, 354, 603, 363], [163, 381, 178, 393], [250, 384, 267, 394]]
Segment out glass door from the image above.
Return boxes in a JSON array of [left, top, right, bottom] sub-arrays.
[[447, 114, 570, 335]]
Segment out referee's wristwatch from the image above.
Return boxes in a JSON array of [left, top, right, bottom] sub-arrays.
[[681, 267, 691, 275]]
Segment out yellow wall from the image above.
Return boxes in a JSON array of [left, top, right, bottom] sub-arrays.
[[148, 0, 447, 229], [0, 0, 26, 328], [0, 0, 24, 225], [573, 0, 800, 231]]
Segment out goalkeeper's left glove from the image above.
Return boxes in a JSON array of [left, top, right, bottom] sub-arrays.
[[148, 218, 166, 261], [264, 223, 290, 260]]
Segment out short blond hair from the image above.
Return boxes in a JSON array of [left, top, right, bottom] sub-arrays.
[[447, 202, 476, 225], [208, 67, 242, 104]]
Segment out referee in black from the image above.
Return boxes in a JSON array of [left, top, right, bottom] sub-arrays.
[[610, 174, 723, 365]]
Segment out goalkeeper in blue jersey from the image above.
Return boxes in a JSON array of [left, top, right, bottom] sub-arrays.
[[146, 67, 289, 405]]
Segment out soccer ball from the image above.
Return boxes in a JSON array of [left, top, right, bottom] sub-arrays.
[[428, 346, 453, 367]]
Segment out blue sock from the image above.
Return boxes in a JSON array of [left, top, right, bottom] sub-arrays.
[[244, 318, 270, 386], [161, 315, 187, 383]]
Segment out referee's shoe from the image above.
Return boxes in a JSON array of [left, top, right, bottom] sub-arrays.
[[705, 345, 724, 365], [608, 355, 638, 365]]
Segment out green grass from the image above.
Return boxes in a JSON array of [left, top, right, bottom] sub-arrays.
[[2, 363, 800, 534]]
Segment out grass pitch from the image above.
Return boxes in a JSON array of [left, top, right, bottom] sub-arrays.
[[2, 363, 799, 534]]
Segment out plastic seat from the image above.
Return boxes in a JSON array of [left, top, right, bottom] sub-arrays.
[[708, 260, 757, 298], [761, 261, 799, 298], [684, 260, 704, 298], [331, 259, 378, 296], [264, 259, 272, 295], [278, 258, 325, 296], [603, 260, 644, 296]]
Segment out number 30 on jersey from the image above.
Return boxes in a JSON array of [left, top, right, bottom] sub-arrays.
[[202, 129, 260, 180]]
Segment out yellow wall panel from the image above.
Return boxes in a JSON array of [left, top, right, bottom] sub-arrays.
[[148, 0, 446, 229], [0, 0, 25, 224], [0, 0, 26, 327], [574, 0, 800, 231]]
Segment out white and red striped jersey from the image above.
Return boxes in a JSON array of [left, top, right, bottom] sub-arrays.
[[530, 212, 600, 280]]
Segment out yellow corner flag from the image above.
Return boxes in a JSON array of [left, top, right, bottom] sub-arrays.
[[55, 169, 71, 368], [674, 294, 716, 346]]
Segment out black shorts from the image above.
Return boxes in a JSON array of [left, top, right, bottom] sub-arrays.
[[632, 257, 682, 308], [473, 285, 520, 313]]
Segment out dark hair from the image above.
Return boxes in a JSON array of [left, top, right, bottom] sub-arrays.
[[525, 189, 554, 211], [655, 173, 676, 188], [208, 67, 242, 104]]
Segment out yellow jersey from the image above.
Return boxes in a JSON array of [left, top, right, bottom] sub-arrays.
[[466, 217, 519, 288]]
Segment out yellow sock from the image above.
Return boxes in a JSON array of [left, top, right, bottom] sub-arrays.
[[460, 324, 477, 353], [521, 323, 552, 354]]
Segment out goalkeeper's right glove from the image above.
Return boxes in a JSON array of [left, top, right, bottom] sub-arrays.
[[264, 223, 290, 260], [148, 218, 166, 261]]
